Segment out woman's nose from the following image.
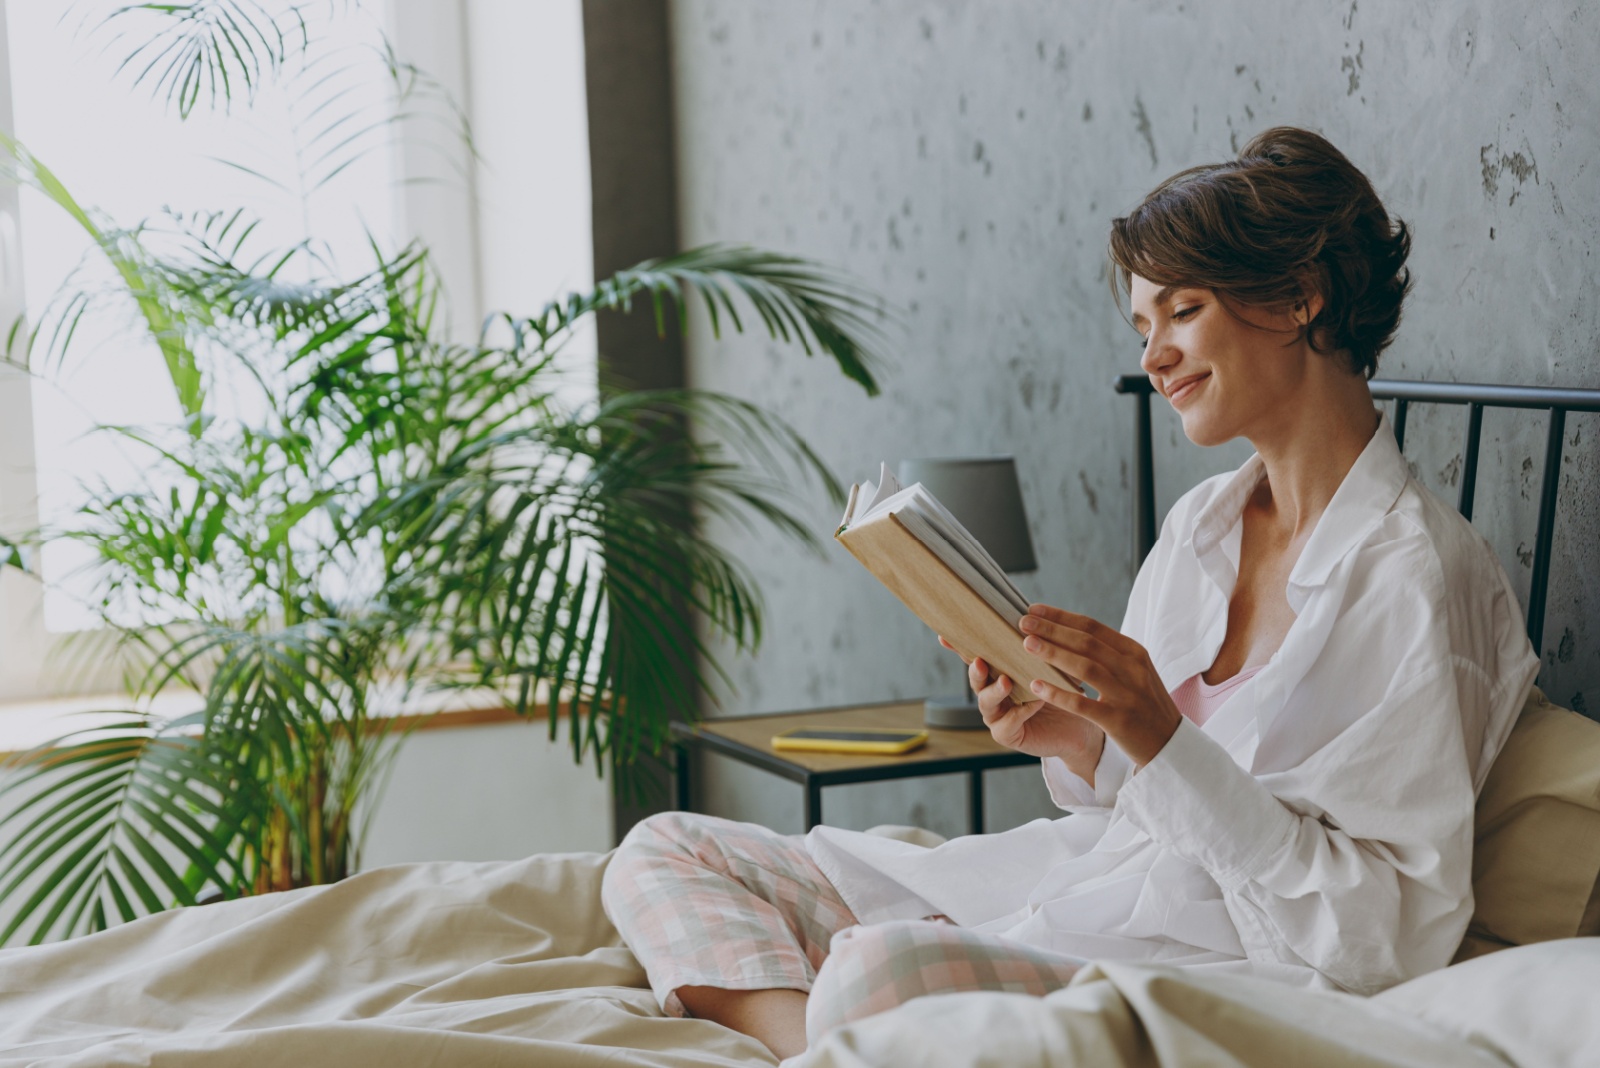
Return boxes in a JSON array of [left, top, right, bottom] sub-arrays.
[[1139, 328, 1178, 376]]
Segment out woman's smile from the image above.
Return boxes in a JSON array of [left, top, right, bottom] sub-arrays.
[[1164, 371, 1211, 406]]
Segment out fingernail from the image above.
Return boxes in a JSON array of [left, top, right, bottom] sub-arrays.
[[1019, 616, 1037, 632], [1024, 636, 1041, 652], [1030, 680, 1045, 694]]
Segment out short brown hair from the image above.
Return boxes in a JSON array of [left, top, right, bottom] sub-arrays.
[[1108, 126, 1411, 378]]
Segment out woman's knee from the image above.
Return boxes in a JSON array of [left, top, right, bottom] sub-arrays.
[[607, 812, 691, 910], [617, 811, 687, 853], [603, 812, 738, 910]]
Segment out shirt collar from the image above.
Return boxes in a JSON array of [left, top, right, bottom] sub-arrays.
[[1190, 454, 1273, 597], [1189, 454, 1266, 568], [1286, 415, 1409, 594], [1183, 415, 1409, 599]]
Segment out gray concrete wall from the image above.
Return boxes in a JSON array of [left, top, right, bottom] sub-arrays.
[[668, 0, 1600, 837]]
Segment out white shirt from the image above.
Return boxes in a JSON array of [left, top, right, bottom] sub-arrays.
[[807, 419, 1539, 995]]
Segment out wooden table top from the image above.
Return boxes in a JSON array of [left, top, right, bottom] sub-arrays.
[[679, 700, 1035, 775]]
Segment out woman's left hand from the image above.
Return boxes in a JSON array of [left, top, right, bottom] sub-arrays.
[[1018, 603, 1184, 767]]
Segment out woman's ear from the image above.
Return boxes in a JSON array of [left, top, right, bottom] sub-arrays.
[[1293, 284, 1325, 326]]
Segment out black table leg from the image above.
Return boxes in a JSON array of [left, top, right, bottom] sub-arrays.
[[968, 769, 984, 834], [674, 743, 692, 812], [805, 778, 823, 830]]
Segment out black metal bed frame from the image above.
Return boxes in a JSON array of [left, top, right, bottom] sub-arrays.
[[1113, 375, 1600, 655]]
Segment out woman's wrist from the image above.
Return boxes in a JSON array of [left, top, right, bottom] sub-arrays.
[[1057, 730, 1106, 786]]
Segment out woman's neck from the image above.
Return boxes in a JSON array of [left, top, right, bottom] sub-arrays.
[[1248, 368, 1381, 539]]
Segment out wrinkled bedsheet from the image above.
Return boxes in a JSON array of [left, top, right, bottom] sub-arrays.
[[0, 852, 770, 1067], [0, 850, 1593, 1067], [796, 939, 1600, 1068]]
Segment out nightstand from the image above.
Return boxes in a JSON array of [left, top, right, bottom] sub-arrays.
[[669, 700, 1040, 832]]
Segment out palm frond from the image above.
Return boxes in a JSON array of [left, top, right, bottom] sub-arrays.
[[0, 132, 207, 425], [90, 1, 317, 118], [87, 0, 474, 227], [376, 386, 844, 769], [522, 245, 891, 396], [287, 34, 474, 197], [0, 712, 255, 944]]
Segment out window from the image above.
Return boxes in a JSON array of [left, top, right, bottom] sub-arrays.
[[0, 0, 593, 700]]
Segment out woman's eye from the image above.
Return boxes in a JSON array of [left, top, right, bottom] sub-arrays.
[[1172, 305, 1201, 321]]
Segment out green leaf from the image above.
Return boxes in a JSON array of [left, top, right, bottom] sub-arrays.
[[0, 716, 251, 944], [0, 132, 207, 426], [521, 244, 891, 397], [0, 536, 27, 572]]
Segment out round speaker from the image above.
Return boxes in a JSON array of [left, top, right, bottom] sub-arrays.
[[923, 697, 988, 730]]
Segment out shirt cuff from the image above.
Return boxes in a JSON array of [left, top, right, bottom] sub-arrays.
[[1042, 740, 1132, 810], [1116, 717, 1298, 890]]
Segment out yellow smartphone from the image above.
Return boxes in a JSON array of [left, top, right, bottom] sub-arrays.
[[771, 727, 929, 755]]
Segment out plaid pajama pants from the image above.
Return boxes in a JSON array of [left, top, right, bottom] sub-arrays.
[[601, 811, 1083, 1043]]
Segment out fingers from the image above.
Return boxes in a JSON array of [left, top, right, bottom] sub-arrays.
[[941, 639, 1024, 720], [975, 670, 1009, 716], [1017, 608, 1182, 767], [974, 663, 1039, 736], [973, 659, 1013, 709], [1019, 612, 1145, 695], [1032, 641, 1113, 694], [1024, 604, 1133, 654], [1024, 674, 1152, 741], [1023, 680, 1111, 738], [969, 655, 992, 693], [1026, 675, 1085, 710], [1020, 613, 1117, 661], [984, 688, 1045, 742], [1027, 672, 1179, 767]]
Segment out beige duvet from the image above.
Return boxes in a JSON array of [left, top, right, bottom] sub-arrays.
[[0, 850, 1592, 1067]]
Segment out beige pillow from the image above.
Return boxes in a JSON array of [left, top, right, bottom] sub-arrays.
[[1455, 686, 1600, 961]]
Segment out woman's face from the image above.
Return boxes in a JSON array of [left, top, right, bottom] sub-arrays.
[[1130, 274, 1312, 448]]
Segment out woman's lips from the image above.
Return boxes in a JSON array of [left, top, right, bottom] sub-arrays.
[[1166, 373, 1210, 406]]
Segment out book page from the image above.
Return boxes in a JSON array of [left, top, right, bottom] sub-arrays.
[[895, 510, 1027, 622], [842, 464, 1030, 623], [837, 461, 903, 532], [901, 492, 1029, 616]]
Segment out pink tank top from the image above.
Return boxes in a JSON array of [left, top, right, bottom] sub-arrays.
[[1170, 665, 1264, 727]]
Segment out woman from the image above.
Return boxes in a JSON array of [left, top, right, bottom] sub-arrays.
[[601, 126, 1538, 1061]]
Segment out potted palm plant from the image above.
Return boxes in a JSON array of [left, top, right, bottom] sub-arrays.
[[0, 5, 885, 943]]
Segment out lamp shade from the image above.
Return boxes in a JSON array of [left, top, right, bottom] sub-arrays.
[[898, 457, 1037, 573]]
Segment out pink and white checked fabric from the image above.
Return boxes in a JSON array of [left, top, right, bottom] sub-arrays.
[[805, 918, 1082, 1040], [603, 812, 857, 1017], [602, 812, 1083, 1043]]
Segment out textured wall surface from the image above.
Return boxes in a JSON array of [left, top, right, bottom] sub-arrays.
[[668, 1, 1600, 836]]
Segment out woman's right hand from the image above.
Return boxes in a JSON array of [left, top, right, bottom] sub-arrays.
[[939, 637, 1105, 783]]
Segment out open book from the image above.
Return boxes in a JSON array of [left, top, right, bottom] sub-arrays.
[[834, 463, 1081, 700]]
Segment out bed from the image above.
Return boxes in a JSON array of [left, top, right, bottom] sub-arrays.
[[2, 376, 1598, 1067], [0, 818, 1595, 1068]]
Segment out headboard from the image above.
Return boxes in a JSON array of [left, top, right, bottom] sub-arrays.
[[1112, 375, 1600, 656]]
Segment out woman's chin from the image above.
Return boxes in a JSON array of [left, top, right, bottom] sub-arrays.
[[1177, 412, 1234, 449]]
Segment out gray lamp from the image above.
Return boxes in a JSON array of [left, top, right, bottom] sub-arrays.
[[898, 457, 1037, 730]]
